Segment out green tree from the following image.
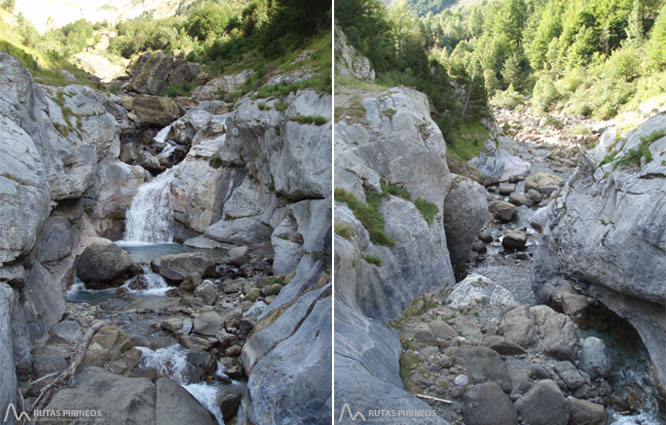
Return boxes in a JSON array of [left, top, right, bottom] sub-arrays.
[[500, 52, 523, 89], [646, 2, 666, 70]]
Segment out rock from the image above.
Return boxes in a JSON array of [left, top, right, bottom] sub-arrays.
[[335, 28, 375, 82], [75, 242, 135, 289], [271, 214, 304, 275], [83, 325, 133, 368], [489, 200, 517, 223], [0, 284, 17, 415], [509, 192, 529, 206], [530, 305, 579, 361], [160, 319, 183, 334], [454, 374, 469, 386], [224, 345, 242, 357], [463, 382, 517, 425], [498, 183, 516, 195], [33, 348, 67, 377], [580, 337, 612, 378], [526, 188, 542, 204], [448, 274, 515, 309], [261, 283, 282, 297], [502, 229, 527, 250], [499, 305, 537, 348], [135, 151, 164, 174], [469, 149, 531, 185], [193, 281, 218, 305], [246, 287, 261, 302], [43, 368, 216, 425], [514, 380, 569, 425], [553, 361, 587, 390], [223, 246, 249, 266], [130, 52, 198, 95], [50, 319, 83, 344], [239, 301, 266, 336], [443, 177, 489, 265], [483, 335, 525, 355], [193, 311, 223, 336], [525, 172, 561, 196], [430, 320, 456, 341], [192, 70, 254, 100], [218, 392, 241, 422], [180, 274, 203, 292], [444, 346, 512, 391], [566, 398, 607, 425], [133, 95, 181, 127], [178, 335, 215, 351], [204, 217, 273, 246], [36, 217, 73, 263], [561, 292, 589, 316], [151, 253, 216, 284], [184, 351, 216, 382]]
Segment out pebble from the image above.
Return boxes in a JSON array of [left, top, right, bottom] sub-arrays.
[[454, 374, 469, 386]]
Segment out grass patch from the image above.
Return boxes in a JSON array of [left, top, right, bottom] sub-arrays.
[[159, 81, 196, 98], [270, 276, 286, 285], [334, 222, 353, 240], [381, 181, 411, 201], [399, 351, 419, 389], [383, 108, 396, 119], [290, 115, 328, 126], [571, 124, 590, 135], [599, 150, 619, 167], [442, 119, 489, 161], [251, 79, 318, 100], [209, 157, 222, 169], [334, 188, 395, 247], [362, 255, 382, 266], [414, 199, 438, 223], [274, 101, 290, 112], [641, 129, 666, 145], [257, 101, 271, 111]]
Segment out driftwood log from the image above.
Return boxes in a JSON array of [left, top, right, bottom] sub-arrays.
[[29, 320, 108, 424]]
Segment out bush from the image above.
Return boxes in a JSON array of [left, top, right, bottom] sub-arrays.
[[608, 49, 641, 82], [334, 188, 396, 246], [532, 74, 560, 112], [334, 222, 353, 240], [490, 84, 525, 109], [159, 81, 196, 97], [290, 115, 328, 126]]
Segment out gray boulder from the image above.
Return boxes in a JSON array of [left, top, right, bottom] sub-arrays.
[[502, 229, 527, 250], [132, 95, 181, 127], [499, 305, 537, 348], [448, 274, 515, 309], [566, 398, 607, 425], [443, 346, 512, 391], [75, 242, 135, 289], [580, 337, 612, 378], [514, 380, 569, 425], [463, 382, 517, 425], [489, 200, 517, 223], [151, 253, 216, 284], [0, 284, 17, 423], [443, 176, 488, 265], [525, 172, 561, 196]]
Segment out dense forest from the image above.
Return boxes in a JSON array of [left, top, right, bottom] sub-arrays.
[[0, 0, 331, 93], [337, 0, 666, 158]]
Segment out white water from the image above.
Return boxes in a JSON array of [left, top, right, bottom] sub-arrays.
[[137, 345, 226, 425], [124, 169, 176, 243], [124, 265, 170, 296]]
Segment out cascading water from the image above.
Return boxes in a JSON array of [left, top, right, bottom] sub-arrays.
[[123, 169, 177, 243]]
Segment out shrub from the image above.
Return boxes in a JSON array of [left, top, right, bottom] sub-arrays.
[[489, 84, 525, 109], [532, 75, 559, 112], [257, 101, 270, 111], [608, 49, 641, 82], [334, 222, 353, 240], [291, 115, 328, 126], [334, 188, 396, 246], [159, 81, 196, 98]]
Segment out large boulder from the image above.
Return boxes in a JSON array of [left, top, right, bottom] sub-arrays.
[[192, 70, 254, 100], [132, 95, 182, 127], [580, 336, 612, 378], [443, 176, 488, 265], [514, 380, 569, 425], [0, 284, 17, 422], [151, 253, 216, 284], [42, 368, 216, 425], [75, 242, 135, 289], [130, 52, 199, 95], [462, 382, 517, 425], [448, 274, 514, 309], [443, 346, 512, 391]]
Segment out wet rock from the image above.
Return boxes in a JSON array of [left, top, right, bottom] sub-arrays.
[[514, 380, 569, 425], [566, 398, 607, 425], [193, 312, 223, 336], [483, 335, 525, 355], [178, 335, 216, 351], [525, 172, 561, 196], [443, 176, 489, 265], [193, 281, 218, 305], [184, 351, 216, 382], [134, 151, 164, 174], [216, 330, 236, 350], [151, 253, 216, 284], [553, 361, 588, 390], [218, 392, 241, 422], [502, 229, 527, 250], [508, 192, 529, 206], [489, 200, 517, 223], [448, 274, 515, 309], [160, 319, 183, 334], [471, 240, 487, 253], [463, 382, 517, 425], [580, 337, 612, 378], [444, 346, 512, 391], [499, 305, 537, 348], [75, 242, 135, 289]]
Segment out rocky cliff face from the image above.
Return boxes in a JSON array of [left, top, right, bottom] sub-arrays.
[[0, 51, 129, 416], [532, 113, 666, 393], [334, 32, 487, 423]]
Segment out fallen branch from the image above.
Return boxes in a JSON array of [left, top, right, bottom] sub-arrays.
[[416, 393, 453, 404], [30, 320, 108, 424]]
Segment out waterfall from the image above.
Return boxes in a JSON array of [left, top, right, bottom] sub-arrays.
[[124, 169, 176, 243]]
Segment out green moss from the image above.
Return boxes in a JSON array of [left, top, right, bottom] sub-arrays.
[[362, 255, 382, 266], [414, 199, 438, 223], [209, 157, 222, 169], [383, 108, 396, 119], [290, 115, 328, 126], [334, 188, 396, 247], [159, 81, 196, 98], [334, 222, 353, 240]]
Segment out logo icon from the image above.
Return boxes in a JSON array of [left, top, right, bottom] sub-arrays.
[[338, 403, 366, 422], [3, 403, 31, 423]]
